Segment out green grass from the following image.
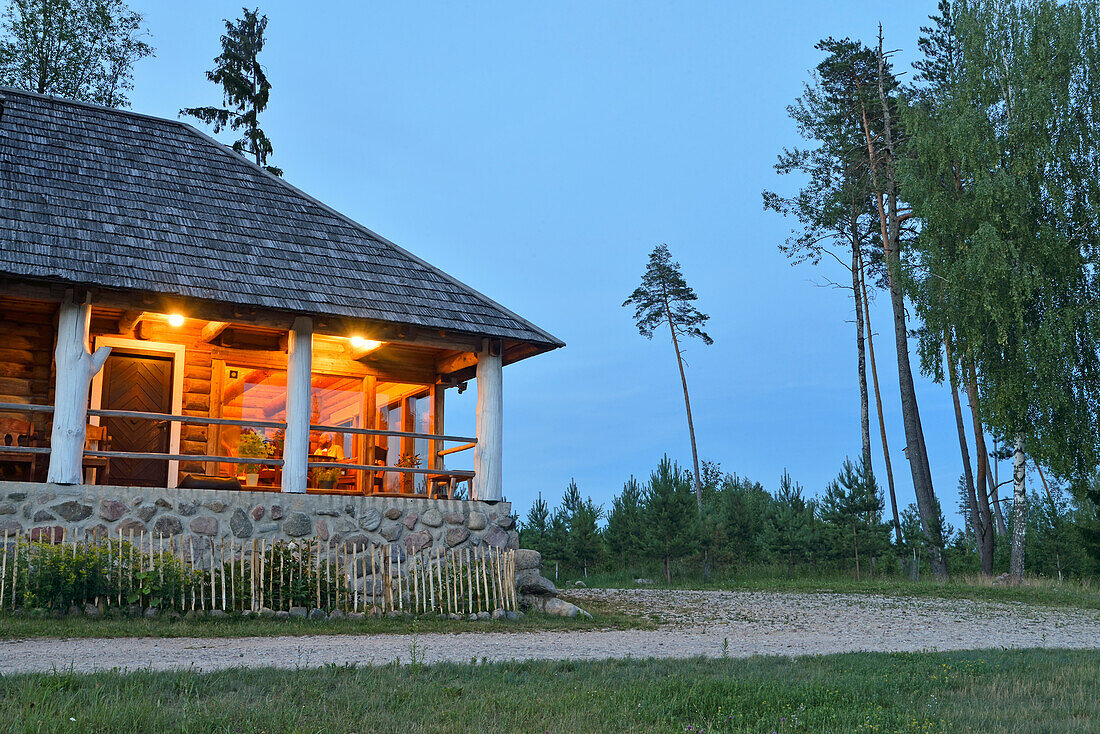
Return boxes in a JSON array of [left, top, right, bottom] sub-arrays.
[[1, 649, 1095, 732], [572, 567, 1100, 610], [0, 596, 648, 639]]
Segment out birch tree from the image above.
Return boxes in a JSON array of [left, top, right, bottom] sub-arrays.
[[624, 244, 713, 514], [902, 0, 1100, 581], [0, 0, 153, 107]]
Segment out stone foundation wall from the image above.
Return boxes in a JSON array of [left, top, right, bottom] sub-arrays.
[[0, 481, 517, 562]]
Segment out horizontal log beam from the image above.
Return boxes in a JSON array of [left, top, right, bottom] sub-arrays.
[[200, 321, 229, 342]]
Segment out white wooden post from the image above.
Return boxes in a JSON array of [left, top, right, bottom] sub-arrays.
[[48, 291, 111, 484], [282, 316, 312, 493], [473, 342, 503, 501]]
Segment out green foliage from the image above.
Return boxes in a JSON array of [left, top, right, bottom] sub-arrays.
[[758, 470, 818, 572], [643, 456, 699, 582], [603, 476, 646, 568], [518, 492, 550, 554], [622, 244, 712, 346], [567, 495, 604, 576], [817, 458, 892, 573], [902, 0, 1100, 488], [2, 539, 199, 611], [0, 0, 153, 106], [181, 7, 282, 175], [0, 538, 351, 613], [236, 428, 273, 473]]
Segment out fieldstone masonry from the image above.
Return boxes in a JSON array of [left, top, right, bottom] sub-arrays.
[[0, 481, 518, 566]]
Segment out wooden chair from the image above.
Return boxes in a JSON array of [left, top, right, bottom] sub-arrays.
[[365, 444, 388, 495], [82, 424, 111, 485], [0, 417, 38, 481]]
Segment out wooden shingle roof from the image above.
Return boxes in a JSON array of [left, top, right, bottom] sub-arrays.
[[0, 88, 562, 349]]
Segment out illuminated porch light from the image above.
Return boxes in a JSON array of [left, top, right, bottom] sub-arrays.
[[167, 313, 185, 327], [349, 336, 382, 352]]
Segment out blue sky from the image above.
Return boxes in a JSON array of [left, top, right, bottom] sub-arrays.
[[127, 1, 998, 524]]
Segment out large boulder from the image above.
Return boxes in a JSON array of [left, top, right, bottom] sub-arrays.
[[515, 549, 541, 571], [515, 568, 556, 596], [544, 597, 592, 619]]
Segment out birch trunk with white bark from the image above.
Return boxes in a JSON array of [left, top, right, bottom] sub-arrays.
[[1009, 436, 1028, 581]]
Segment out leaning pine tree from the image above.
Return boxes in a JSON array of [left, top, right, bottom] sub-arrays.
[[181, 7, 282, 175], [623, 244, 713, 514]]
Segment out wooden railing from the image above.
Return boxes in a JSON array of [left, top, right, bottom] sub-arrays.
[[0, 402, 476, 483]]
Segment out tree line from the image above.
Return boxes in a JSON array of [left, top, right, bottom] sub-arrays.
[[520, 456, 1100, 584], [762, 0, 1100, 582]]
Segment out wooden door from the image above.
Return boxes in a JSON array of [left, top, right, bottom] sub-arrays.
[[102, 353, 173, 487]]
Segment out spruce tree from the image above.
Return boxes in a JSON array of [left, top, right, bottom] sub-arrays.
[[819, 458, 890, 578], [182, 7, 282, 175]]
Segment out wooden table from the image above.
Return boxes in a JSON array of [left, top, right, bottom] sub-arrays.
[[425, 471, 475, 499]]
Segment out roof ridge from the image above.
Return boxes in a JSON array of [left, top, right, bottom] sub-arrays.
[[0, 86, 194, 130]]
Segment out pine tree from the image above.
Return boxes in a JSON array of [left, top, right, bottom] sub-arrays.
[[643, 456, 699, 583], [760, 470, 817, 575], [604, 476, 646, 569], [568, 495, 604, 577], [181, 7, 282, 175], [718, 473, 772, 567], [0, 0, 153, 107], [819, 458, 890, 578], [624, 245, 712, 514], [519, 492, 551, 555]]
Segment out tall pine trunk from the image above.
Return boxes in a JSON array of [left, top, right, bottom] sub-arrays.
[[665, 304, 703, 515], [963, 363, 995, 574], [853, 245, 872, 473], [858, 247, 902, 550], [1009, 437, 1028, 581], [873, 33, 948, 580]]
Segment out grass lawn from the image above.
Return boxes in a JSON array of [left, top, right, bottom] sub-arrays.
[[575, 568, 1100, 610], [0, 595, 646, 639], [0, 648, 1095, 732]]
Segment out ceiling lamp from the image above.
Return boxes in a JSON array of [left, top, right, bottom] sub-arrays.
[[349, 336, 382, 352], [167, 313, 185, 327]]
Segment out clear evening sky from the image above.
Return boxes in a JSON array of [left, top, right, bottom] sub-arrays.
[[127, 1, 990, 524]]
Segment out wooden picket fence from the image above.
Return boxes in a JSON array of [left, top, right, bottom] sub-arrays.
[[0, 527, 518, 615]]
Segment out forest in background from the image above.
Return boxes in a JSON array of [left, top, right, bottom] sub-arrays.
[[527, 0, 1100, 586]]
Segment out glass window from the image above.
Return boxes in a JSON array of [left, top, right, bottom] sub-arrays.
[[374, 381, 431, 493]]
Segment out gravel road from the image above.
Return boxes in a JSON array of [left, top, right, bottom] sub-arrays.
[[1, 588, 1097, 674]]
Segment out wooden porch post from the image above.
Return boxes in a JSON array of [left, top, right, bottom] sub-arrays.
[[283, 316, 312, 493], [473, 341, 503, 501], [48, 290, 111, 484]]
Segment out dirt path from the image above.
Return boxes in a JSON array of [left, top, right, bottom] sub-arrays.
[[1, 589, 1097, 674]]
